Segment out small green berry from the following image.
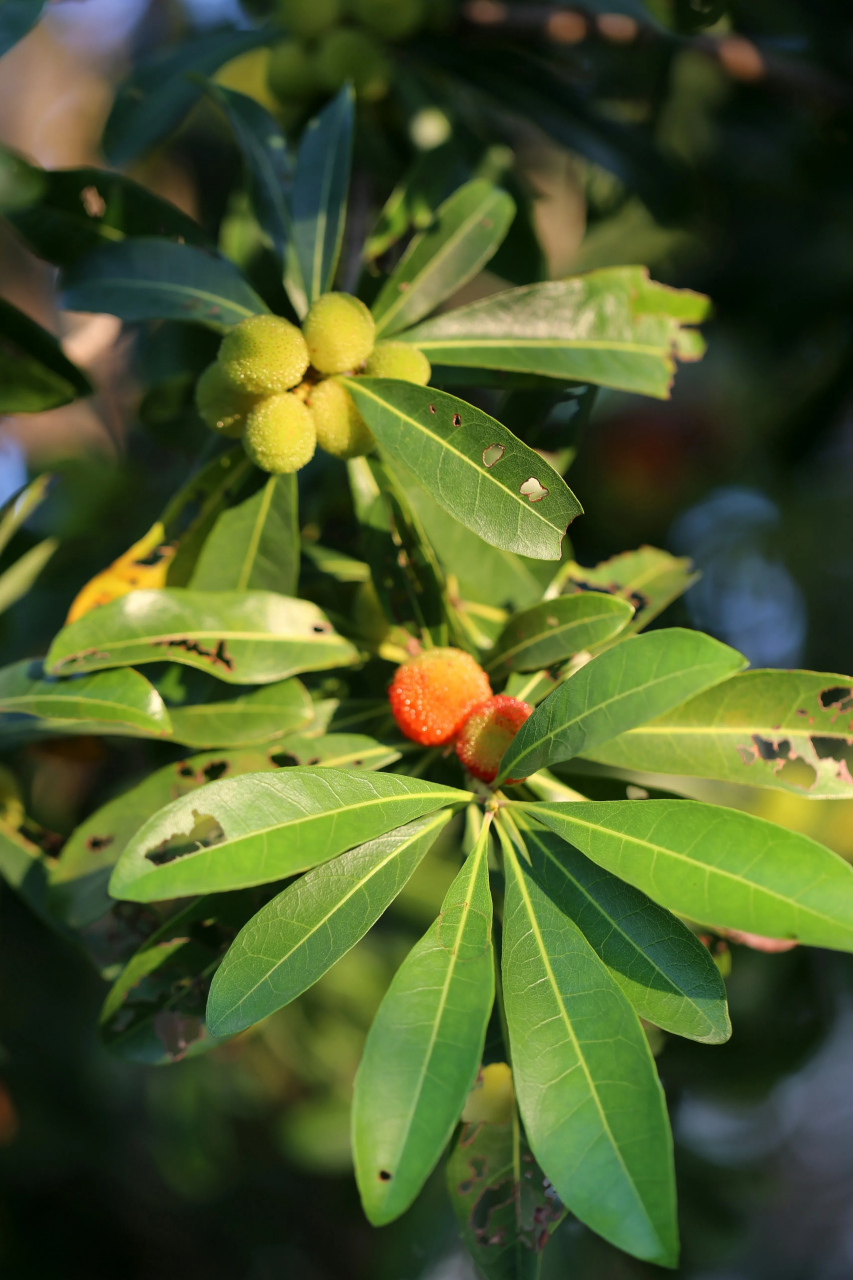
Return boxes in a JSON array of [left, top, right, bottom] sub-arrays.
[[243, 393, 317, 474], [352, 0, 426, 40], [218, 314, 310, 396], [274, 0, 341, 39], [267, 39, 320, 102], [303, 293, 376, 375], [195, 363, 255, 438], [309, 378, 375, 459], [364, 342, 431, 385], [316, 28, 392, 101]]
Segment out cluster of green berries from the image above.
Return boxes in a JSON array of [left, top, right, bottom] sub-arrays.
[[266, 0, 438, 106], [195, 293, 431, 474]]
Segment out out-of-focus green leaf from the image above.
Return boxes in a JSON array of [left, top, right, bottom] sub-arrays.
[[288, 86, 354, 316], [353, 820, 494, 1225], [364, 141, 468, 262], [552, 547, 699, 638], [275, 732, 406, 771], [400, 268, 709, 399], [190, 474, 299, 596], [497, 629, 746, 784], [0, 295, 91, 410], [0, 0, 44, 59], [499, 824, 677, 1268], [162, 449, 255, 587], [344, 379, 581, 560], [0, 537, 57, 613], [585, 670, 853, 799], [372, 181, 515, 338], [0, 474, 51, 558], [487, 593, 634, 675], [60, 239, 268, 331], [166, 678, 314, 749], [207, 810, 452, 1036], [531, 799, 853, 952], [109, 768, 469, 902], [0, 660, 171, 736], [0, 820, 58, 932], [45, 589, 359, 685]]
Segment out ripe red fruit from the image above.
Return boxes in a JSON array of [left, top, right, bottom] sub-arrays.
[[455, 696, 534, 784], [388, 648, 492, 747]]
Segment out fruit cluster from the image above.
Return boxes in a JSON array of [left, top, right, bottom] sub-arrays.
[[389, 647, 533, 785], [195, 293, 431, 474]]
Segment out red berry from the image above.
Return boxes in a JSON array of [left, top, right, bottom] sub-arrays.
[[455, 696, 534, 784], [388, 647, 492, 746]]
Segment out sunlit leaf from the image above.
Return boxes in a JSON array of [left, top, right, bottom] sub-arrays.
[[276, 732, 406, 771], [0, 660, 171, 736], [486, 593, 634, 675], [551, 546, 699, 638], [161, 448, 255, 587], [166, 678, 314, 749], [66, 521, 175, 624], [190, 474, 299, 596]]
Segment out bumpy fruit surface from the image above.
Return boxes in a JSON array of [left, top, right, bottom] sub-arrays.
[[303, 292, 376, 375], [455, 696, 534, 784], [275, 0, 341, 39], [389, 648, 492, 747], [195, 363, 254, 438], [267, 39, 319, 102], [316, 28, 392, 101], [364, 342, 431, 385], [309, 378, 375, 459], [353, 0, 426, 40], [218, 315, 310, 396], [243, 393, 316, 474]]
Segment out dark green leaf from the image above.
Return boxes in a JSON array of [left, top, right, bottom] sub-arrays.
[[0, 0, 44, 59], [190, 474, 299, 596], [0, 294, 91, 410], [167, 679, 314, 749], [487, 593, 634, 675], [207, 810, 452, 1036], [162, 448, 255, 587], [0, 660, 171, 736]]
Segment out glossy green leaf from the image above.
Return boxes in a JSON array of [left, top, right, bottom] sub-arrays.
[[499, 828, 678, 1267], [353, 821, 494, 1225], [343, 379, 581, 560], [0, 294, 92, 410], [0, 537, 57, 614], [288, 86, 354, 315], [190, 474, 299, 596], [0, 659, 170, 735], [0, 0, 44, 58], [103, 28, 271, 167], [60, 239, 268, 332], [552, 547, 699, 639], [513, 812, 730, 1043], [167, 679, 314, 749], [45, 589, 359, 686], [585, 670, 853, 798], [372, 181, 516, 338], [531, 799, 853, 951], [207, 810, 452, 1036], [276, 732, 406, 771], [487, 593, 634, 675], [162, 448, 255, 587], [497, 629, 746, 784], [400, 267, 709, 399], [109, 768, 469, 903]]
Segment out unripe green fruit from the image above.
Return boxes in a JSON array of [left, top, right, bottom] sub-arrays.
[[309, 377, 375, 459], [303, 292, 376, 375], [195, 363, 255, 438], [218, 314, 310, 396], [267, 39, 319, 102], [316, 28, 392, 102], [364, 342, 431, 385], [275, 0, 341, 39], [353, 0, 425, 40], [243, 393, 317, 474]]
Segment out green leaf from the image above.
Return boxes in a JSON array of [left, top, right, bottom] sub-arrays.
[[0, 537, 57, 614], [0, 659, 171, 735], [207, 810, 452, 1036], [486, 593, 634, 676], [162, 448, 255, 587], [372, 181, 516, 338], [166, 679, 314, 749], [497, 629, 746, 784], [0, 294, 92, 410], [5, 159, 209, 267], [364, 140, 467, 263], [109, 768, 469, 903], [499, 826, 678, 1268], [0, 473, 51, 558], [50, 747, 283, 930], [45, 588, 359, 686], [551, 547, 699, 638], [276, 732, 406, 771], [103, 28, 271, 167], [400, 267, 709, 399], [585, 670, 853, 799], [60, 239, 268, 332], [352, 821, 494, 1225], [513, 812, 730, 1043], [530, 799, 853, 952], [0, 0, 44, 59], [288, 86, 354, 315], [343, 379, 581, 560], [190, 474, 299, 596]]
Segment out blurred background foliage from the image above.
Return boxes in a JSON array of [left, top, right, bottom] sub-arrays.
[[1, 1, 853, 1277]]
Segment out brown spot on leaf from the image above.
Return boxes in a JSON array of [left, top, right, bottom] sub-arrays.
[[452, 413, 462, 428], [86, 834, 113, 853], [80, 185, 106, 218], [155, 636, 234, 672]]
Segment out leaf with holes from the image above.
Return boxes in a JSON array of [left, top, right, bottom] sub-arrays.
[[552, 547, 699, 639], [0, 538, 57, 615], [352, 821, 494, 1225], [190, 474, 299, 597], [343, 379, 581, 561], [45, 589, 358, 686], [372, 181, 516, 338], [109, 768, 469, 903], [400, 267, 709, 398], [0, 294, 92, 411], [207, 810, 452, 1037], [497, 629, 746, 784], [276, 732, 407, 771], [486, 593, 634, 675]]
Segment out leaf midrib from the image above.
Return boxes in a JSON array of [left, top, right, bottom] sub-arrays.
[[71, 275, 261, 319], [488, 604, 628, 670], [410, 337, 667, 355]]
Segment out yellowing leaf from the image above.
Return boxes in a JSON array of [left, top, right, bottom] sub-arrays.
[[66, 522, 176, 624]]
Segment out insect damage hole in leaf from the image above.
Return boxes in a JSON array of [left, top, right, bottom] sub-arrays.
[[820, 685, 853, 713], [520, 477, 549, 503], [145, 810, 225, 865], [483, 444, 504, 468]]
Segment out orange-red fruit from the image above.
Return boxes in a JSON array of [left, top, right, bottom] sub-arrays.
[[388, 648, 492, 747], [455, 696, 534, 784]]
